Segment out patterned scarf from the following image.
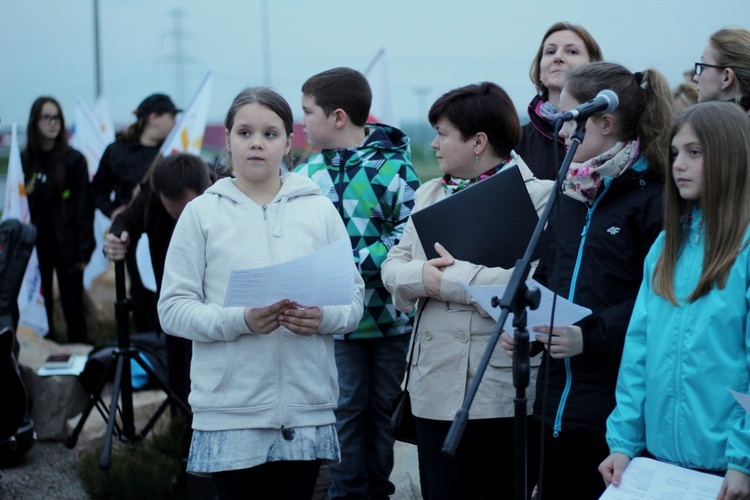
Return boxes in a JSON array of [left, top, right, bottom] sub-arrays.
[[535, 99, 562, 124], [441, 157, 513, 196], [563, 140, 641, 203]]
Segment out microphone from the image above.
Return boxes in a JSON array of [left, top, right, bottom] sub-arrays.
[[558, 90, 619, 122]]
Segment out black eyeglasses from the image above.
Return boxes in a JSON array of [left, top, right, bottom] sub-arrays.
[[694, 62, 725, 76], [39, 114, 61, 124]]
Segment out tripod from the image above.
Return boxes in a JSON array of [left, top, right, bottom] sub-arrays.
[[66, 261, 191, 469]]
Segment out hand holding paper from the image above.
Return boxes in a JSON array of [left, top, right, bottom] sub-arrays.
[[278, 304, 322, 337], [458, 280, 591, 337], [532, 325, 584, 358], [243, 299, 291, 334]]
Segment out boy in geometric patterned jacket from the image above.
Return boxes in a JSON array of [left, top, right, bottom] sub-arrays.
[[295, 67, 421, 500]]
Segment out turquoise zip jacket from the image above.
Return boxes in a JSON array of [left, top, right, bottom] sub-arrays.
[[295, 124, 421, 340], [607, 211, 750, 474]]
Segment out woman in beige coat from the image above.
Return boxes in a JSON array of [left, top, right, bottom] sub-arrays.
[[381, 82, 552, 499]]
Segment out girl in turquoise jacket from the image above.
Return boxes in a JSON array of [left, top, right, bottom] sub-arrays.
[[601, 102, 750, 499]]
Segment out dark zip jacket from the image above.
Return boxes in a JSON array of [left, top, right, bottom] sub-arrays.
[[23, 147, 96, 267], [533, 158, 663, 434], [91, 139, 160, 217]]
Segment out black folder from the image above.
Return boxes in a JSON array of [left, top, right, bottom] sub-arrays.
[[411, 165, 539, 269]]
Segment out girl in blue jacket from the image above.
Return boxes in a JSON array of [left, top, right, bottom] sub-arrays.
[[601, 101, 750, 499]]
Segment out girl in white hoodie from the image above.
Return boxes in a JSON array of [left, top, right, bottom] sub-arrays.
[[158, 87, 364, 499]]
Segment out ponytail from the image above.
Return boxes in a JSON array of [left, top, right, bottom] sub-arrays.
[[565, 62, 675, 177], [636, 69, 675, 178], [116, 116, 149, 142]]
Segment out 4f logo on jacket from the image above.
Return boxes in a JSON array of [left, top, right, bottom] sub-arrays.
[[606, 226, 621, 235]]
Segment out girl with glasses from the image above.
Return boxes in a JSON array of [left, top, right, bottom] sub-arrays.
[[21, 97, 95, 343]]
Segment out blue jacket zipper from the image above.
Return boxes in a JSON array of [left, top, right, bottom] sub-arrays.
[[553, 183, 610, 436]]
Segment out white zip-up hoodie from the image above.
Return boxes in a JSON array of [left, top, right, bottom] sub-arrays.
[[158, 173, 364, 431]]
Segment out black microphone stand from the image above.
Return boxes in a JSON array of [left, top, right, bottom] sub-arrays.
[[66, 261, 191, 469], [441, 118, 587, 500]]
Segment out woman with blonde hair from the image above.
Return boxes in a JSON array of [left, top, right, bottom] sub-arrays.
[[694, 27, 750, 112]]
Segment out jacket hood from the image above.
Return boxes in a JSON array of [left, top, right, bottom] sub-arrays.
[[320, 123, 410, 159], [204, 172, 323, 205], [362, 123, 410, 154]]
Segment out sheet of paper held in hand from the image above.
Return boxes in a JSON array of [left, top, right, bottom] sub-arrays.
[[458, 280, 591, 337], [730, 388, 750, 413], [599, 457, 722, 499], [224, 238, 354, 308]]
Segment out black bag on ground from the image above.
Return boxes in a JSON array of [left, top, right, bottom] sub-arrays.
[[79, 331, 169, 394]]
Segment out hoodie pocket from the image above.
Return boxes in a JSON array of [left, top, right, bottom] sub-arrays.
[[285, 333, 337, 408]]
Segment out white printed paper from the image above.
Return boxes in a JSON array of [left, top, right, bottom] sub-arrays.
[[224, 238, 354, 308], [458, 279, 591, 337], [730, 388, 750, 413], [600, 457, 722, 499]]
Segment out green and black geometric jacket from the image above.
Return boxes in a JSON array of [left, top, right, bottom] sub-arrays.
[[295, 124, 421, 340]]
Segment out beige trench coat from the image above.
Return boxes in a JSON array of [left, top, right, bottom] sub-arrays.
[[381, 154, 552, 420]]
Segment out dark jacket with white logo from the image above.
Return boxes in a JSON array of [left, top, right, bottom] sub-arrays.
[[533, 157, 663, 435]]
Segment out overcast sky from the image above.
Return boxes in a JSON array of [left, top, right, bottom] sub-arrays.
[[2, 0, 748, 132]]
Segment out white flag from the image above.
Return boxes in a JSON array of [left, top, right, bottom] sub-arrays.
[[70, 97, 114, 289], [92, 95, 115, 144], [160, 70, 213, 156], [132, 70, 214, 292], [364, 49, 399, 128], [2, 124, 49, 336]]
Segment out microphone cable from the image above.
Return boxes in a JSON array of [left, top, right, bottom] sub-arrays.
[[535, 117, 566, 500]]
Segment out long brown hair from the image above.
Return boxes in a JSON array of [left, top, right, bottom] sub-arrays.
[[654, 102, 750, 304], [21, 96, 68, 193], [564, 62, 675, 178]]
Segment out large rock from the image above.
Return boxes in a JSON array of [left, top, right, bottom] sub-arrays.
[[16, 326, 92, 441]]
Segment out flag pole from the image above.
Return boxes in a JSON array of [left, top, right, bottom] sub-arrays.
[[363, 48, 385, 77]]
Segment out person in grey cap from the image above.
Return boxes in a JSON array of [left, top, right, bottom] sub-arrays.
[[91, 92, 180, 333]]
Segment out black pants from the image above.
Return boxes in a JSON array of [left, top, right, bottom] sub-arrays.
[[37, 243, 87, 343], [414, 416, 539, 500], [536, 424, 609, 500], [212, 460, 321, 500]]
